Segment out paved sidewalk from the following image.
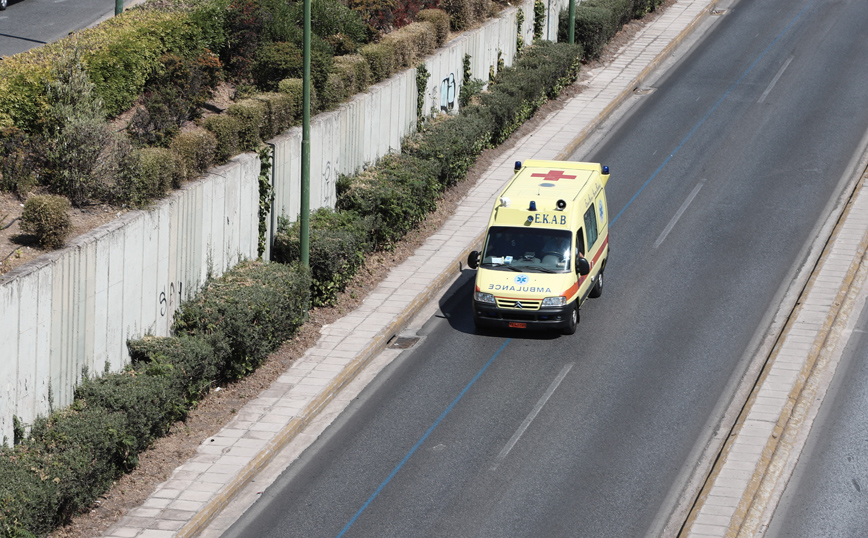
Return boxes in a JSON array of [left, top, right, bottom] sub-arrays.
[[99, 1, 772, 536], [685, 172, 868, 537]]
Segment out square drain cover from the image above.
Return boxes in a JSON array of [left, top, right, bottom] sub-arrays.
[[389, 336, 420, 349]]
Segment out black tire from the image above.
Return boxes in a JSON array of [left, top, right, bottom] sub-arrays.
[[589, 271, 604, 298], [0, 0, 7, 11], [562, 304, 578, 335]]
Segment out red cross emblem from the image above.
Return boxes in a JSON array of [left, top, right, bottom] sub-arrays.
[[531, 170, 577, 182]]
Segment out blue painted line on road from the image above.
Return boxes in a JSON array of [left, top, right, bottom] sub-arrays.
[[336, 338, 513, 537], [611, 1, 812, 227]]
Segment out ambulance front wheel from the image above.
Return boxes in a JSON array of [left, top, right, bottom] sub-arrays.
[[562, 304, 579, 335]]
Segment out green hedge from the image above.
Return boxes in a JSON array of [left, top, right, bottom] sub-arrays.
[[173, 260, 311, 379], [272, 209, 377, 306], [0, 257, 310, 537]]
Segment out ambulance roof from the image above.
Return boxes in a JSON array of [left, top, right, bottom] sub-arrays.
[[501, 160, 602, 203]]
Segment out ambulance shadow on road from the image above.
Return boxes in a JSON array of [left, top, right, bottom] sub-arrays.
[[436, 269, 561, 341]]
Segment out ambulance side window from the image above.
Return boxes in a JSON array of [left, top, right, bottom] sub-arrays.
[[584, 204, 598, 250], [576, 229, 586, 257]]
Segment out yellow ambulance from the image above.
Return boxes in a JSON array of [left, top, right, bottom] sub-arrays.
[[467, 159, 610, 334]]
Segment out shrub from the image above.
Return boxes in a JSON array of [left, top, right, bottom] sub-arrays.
[[20, 194, 71, 249], [41, 48, 114, 206], [441, 0, 474, 31], [404, 111, 491, 187], [359, 41, 396, 83], [251, 42, 303, 92], [333, 55, 371, 95], [136, 147, 180, 197], [227, 99, 266, 151], [416, 9, 450, 46], [173, 260, 311, 380], [202, 113, 242, 163], [288, 0, 368, 46], [74, 371, 180, 461], [560, 3, 621, 60], [127, 334, 222, 407], [336, 154, 441, 245], [380, 22, 437, 69], [252, 92, 296, 139], [127, 52, 222, 148], [272, 209, 376, 306], [0, 404, 130, 535], [278, 78, 319, 118], [170, 126, 218, 182], [79, 10, 210, 116], [0, 127, 38, 196]]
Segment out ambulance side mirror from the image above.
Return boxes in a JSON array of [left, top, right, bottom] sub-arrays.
[[577, 257, 591, 276], [467, 251, 480, 269]]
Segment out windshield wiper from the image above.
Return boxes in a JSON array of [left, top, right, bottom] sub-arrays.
[[481, 263, 523, 271]]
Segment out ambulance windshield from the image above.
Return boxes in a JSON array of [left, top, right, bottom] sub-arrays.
[[481, 226, 571, 272]]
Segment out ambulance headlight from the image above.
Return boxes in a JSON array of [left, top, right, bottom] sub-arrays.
[[542, 296, 567, 307], [475, 291, 496, 304]]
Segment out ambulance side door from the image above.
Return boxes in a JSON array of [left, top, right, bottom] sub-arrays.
[[578, 202, 602, 300]]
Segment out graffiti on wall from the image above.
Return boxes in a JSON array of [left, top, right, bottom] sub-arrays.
[[159, 281, 184, 317], [440, 73, 457, 112]]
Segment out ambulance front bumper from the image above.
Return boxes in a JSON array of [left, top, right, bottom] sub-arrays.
[[472, 299, 574, 330]]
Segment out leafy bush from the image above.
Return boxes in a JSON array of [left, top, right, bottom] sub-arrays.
[[560, 1, 623, 60], [403, 112, 491, 187], [251, 42, 303, 92], [127, 334, 222, 407], [0, 404, 130, 535], [74, 371, 180, 462], [381, 22, 438, 70], [416, 8, 451, 46], [441, 0, 474, 31], [359, 41, 396, 83], [0, 127, 38, 196], [20, 194, 71, 249], [251, 92, 296, 139], [333, 55, 371, 95], [202, 113, 242, 163], [40, 48, 115, 206], [272, 209, 376, 306], [277, 78, 319, 117], [173, 260, 311, 380], [80, 10, 211, 117], [127, 52, 222, 148], [337, 154, 441, 245], [288, 0, 368, 46], [136, 147, 181, 197], [169, 126, 218, 182], [226, 99, 266, 151]]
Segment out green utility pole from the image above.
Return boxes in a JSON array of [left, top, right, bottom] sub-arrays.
[[115, 0, 123, 16], [568, 0, 576, 44], [300, 0, 311, 267]]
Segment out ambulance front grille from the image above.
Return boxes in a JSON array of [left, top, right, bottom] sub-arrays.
[[496, 298, 542, 310]]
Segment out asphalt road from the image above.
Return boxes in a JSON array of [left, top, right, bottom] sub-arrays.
[[764, 299, 868, 537], [225, 0, 868, 536], [0, 0, 124, 57]]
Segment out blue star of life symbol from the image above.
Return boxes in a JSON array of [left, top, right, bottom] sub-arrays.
[[599, 204, 604, 221], [515, 274, 529, 284]]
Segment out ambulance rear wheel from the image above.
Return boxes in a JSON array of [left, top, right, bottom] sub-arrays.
[[589, 271, 604, 298], [562, 305, 579, 335]]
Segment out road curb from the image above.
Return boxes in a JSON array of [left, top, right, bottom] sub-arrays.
[[731, 173, 868, 537]]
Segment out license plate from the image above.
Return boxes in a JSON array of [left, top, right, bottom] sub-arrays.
[[508, 322, 527, 329]]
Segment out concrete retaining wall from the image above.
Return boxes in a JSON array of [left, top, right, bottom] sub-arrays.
[[0, 0, 570, 444]]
